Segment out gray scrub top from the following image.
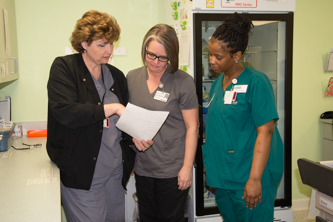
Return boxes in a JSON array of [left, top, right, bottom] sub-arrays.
[[126, 66, 199, 178], [91, 64, 122, 177]]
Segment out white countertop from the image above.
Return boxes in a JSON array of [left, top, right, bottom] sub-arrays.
[[0, 136, 60, 222]]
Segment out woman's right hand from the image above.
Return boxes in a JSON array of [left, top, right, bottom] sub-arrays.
[[104, 103, 125, 118], [133, 138, 153, 152]]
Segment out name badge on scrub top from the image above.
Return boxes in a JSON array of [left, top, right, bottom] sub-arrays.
[[154, 90, 170, 102], [233, 85, 248, 93], [224, 91, 237, 104]]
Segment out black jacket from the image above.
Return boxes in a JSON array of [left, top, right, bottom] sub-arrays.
[[47, 53, 131, 190]]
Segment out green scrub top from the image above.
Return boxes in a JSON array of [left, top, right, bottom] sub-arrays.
[[202, 66, 284, 190]]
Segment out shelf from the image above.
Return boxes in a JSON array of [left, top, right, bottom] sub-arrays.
[[204, 197, 217, 208], [244, 50, 277, 54], [203, 50, 277, 55], [203, 79, 216, 83]]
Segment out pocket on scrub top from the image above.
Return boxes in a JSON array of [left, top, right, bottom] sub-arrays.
[[225, 149, 252, 183]]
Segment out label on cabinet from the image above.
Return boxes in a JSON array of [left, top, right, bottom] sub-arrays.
[[319, 196, 333, 212]]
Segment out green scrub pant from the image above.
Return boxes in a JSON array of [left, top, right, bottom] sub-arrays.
[[215, 185, 277, 222]]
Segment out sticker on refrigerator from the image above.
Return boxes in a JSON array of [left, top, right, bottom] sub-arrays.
[[206, 0, 214, 8], [222, 0, 257, 8]]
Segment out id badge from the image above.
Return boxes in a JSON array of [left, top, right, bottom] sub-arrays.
[[154, 90, 170, 102], [103, 118, 109, 128], [224, 91, 237, 105], [233, 85, 248, 93]]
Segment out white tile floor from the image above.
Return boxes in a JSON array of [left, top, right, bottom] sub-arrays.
[[293, 210, 316, 222]]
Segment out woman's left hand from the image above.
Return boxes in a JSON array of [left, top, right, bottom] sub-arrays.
[[132, 138, 153, 152], [242, 178, 262, 210], [177, 166, 193, 190]]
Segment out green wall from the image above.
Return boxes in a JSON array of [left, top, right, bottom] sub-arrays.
[[292, 0, 333, 200], [0, 0, 161, 122], [1, 0, 333, 203]]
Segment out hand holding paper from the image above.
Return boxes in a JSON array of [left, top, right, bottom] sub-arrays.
[[115, 103, 169, 140]]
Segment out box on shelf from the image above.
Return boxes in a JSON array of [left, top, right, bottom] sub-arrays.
[[0, 124, 15, 152]]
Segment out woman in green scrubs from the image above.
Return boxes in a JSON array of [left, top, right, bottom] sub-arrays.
[[202, 13, 284, 222]]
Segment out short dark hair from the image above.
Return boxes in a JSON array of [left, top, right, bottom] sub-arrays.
[[70, 10, 120, 53], [141, 24, 179, 73], [211, 12, 253, 55]]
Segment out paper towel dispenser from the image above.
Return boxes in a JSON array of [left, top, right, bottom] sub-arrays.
[[0, 97, 11, 121]]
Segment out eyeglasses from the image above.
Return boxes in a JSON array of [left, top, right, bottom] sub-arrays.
[[146, 51, 168, 62], [12, 143, 42, 150]]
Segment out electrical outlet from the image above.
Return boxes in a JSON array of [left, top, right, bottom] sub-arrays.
[[113, 48, 127, 56]]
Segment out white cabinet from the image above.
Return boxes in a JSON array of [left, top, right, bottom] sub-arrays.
[[0, 0, 19, 83]]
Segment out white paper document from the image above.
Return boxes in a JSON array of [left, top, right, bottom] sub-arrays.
[[179, 29, 190, 66], [325, 48, 333, 71], [319, 160, 333, 168], [307, 189, 320, 219], [115, 103, 169, 140]]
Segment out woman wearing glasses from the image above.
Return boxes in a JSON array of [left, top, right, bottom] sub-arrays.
[[126, 24, 199, 222]]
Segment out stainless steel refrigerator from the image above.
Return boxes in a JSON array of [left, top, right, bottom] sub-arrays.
[[187, 11, 293, 222]]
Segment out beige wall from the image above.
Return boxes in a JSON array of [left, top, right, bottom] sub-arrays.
[[1, 0, 333, 203]]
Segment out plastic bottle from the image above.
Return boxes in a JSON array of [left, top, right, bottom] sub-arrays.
[[203, 86, 209, 100]]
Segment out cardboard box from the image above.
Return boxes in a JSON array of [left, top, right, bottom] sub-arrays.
[[0, 124, 14, 152]]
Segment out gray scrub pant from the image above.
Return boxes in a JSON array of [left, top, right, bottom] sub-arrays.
[[61, 167, 125, 222]]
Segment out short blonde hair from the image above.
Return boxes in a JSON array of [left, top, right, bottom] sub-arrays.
[[70, 10, 120, 53], [141, 24, 179, 73]]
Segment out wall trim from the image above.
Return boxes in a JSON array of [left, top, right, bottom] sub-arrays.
[[291, 198, 310, 211]]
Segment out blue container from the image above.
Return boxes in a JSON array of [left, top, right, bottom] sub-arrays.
[[0, 124, 14, 152], [203, 100, 208, 114]]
